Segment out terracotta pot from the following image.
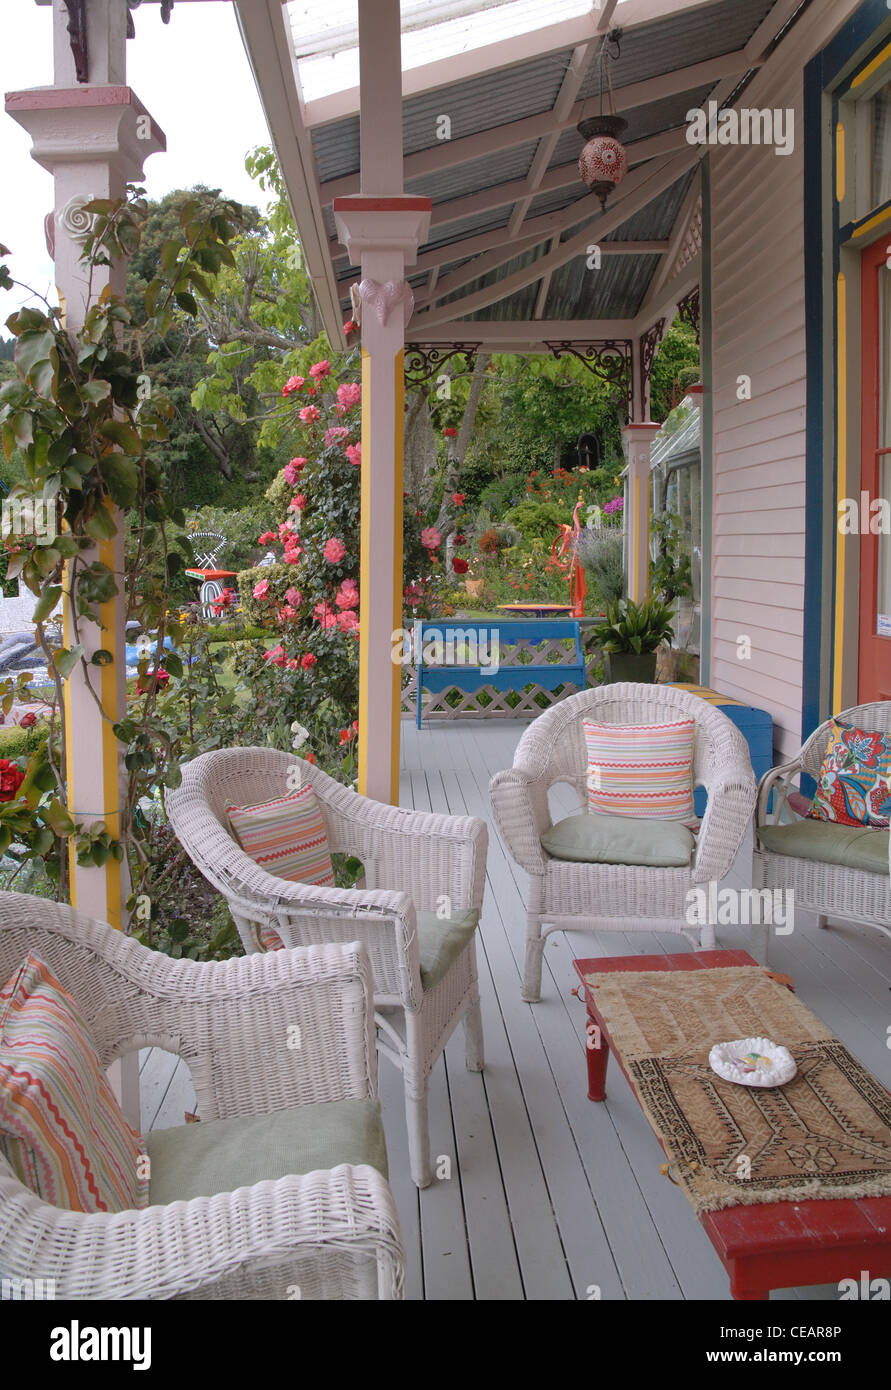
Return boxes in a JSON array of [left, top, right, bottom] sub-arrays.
[[464, 578, 484, 597]]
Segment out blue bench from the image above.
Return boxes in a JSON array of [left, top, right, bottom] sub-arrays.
[[415, 619, 585, 728]]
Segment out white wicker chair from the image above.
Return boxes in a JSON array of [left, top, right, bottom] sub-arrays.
[[489, 683, 757, 1001], [0, 891, 404, 1300], [754, 701, 891, 957], [166, 747, 487, 1189]]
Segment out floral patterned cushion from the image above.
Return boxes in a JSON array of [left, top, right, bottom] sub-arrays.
[[808, 719, 891, 828]]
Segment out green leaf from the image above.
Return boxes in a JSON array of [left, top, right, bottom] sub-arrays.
[[160, 239, 181, 275], [174, 290, 198, 316], [98, 419, 142, 455], [53, 645, 83, 680], [32, 585, 61, 624], [14, 328, 54, 380], [84, 507, 118, 541], [42, 797, 75, 837], [99, 453, 139, 508], [162, 651, 183, 679], [81, 379, 112, 404]]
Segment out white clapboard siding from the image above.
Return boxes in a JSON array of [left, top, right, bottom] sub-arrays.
[[708, 0, 860, 763]]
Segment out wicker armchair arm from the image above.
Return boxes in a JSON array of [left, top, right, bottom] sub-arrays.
[[310, 768, 488, 913], [755, 758, 804, 833], [0, 1164, 403, 1301], [692, 770, 757, 884], [488, 767, 549, 875]]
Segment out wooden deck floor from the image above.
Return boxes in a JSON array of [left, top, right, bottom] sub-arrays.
[[141, 716, 891, 1301]]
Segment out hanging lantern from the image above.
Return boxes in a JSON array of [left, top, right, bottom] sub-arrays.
[[577, 29, 627, 211], [577, 114, 629, 210]]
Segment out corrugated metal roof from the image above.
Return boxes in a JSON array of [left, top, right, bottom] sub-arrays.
[[406, 141, 537, 205], [311, 48, 573, 183], [431, 241, 549, 313], [576, 0, 774, 103], [542, 251, 663, 320]]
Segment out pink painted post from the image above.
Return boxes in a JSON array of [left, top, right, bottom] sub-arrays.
[[621, 423, 660, 602], [7, 0, 164, 1124], [333, 0, 432, 804]]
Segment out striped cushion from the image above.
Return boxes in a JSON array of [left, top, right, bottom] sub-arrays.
[[227, 783, 335, 890], [584, 718, 695, 820], [0, 954, 148, 1213]]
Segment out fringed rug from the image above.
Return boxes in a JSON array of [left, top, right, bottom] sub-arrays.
[[581, 965, 891, 1214]]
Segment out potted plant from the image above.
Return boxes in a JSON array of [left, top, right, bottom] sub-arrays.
[[595, 597, 676, 683]]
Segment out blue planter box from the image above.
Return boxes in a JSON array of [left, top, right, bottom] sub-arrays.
[[667, 683, 773, 817]]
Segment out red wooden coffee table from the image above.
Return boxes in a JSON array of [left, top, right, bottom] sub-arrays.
[[573, 949, 891, 1300]]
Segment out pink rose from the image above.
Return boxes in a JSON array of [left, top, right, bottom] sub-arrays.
[[324, 426, 350, 447], [421, 527, 441, 551], [285, 587, 302, 608], [324, 537, 346, 564], [283, 458, 306, 486], [299, 405, 320, 424], [309, 360, 331, 379], [336, 382, 361, 410], [301, 653, 317, 669], [257, 531, 276, 545], [283, 544, 303, 565], [335, 578, 359, 610], [337, 609, 359, 632], [263, 644, 287, 668], [253, 579, 270, 600], [282, 375, 304, 397], [288, 493, 307, 512], [286, 658, 301, 670], [345, 443, 361, 467]]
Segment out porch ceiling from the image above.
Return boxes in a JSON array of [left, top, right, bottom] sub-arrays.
[[234, 0, 805, 348]]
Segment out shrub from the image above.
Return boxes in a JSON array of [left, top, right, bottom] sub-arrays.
[[237, 562, 294, 625], [0, 722, 49, 758], [503, 499, 568, 539], [478, 527, 501, 554], [575, 529, 625, 607], [478, 473, 528, 515]]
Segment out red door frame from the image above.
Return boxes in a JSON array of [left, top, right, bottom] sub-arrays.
[[859, 236, 891, 702]]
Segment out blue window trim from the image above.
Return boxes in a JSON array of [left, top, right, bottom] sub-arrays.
[[802, 0, 891, 761]]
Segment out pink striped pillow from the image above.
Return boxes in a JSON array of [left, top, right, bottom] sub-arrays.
[[0, 954, 148, 1212], [584, 718, 695, 821], [227, 783, 335, 890]]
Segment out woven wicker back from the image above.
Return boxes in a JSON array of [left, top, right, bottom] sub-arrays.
[[799, 701, 891, 779], [512, 682, 752, 798]]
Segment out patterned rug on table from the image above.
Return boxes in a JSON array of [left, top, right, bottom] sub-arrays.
[[581, 965, 891, 1214]]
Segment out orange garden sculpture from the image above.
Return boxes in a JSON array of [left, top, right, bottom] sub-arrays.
[[550, 493, 588, 618]]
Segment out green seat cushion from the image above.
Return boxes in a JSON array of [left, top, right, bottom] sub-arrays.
[[146, 1098, 387, 1205], [541, 812, 696, 868], [758, 820, 890, 876], [416, 909, 479, 991]]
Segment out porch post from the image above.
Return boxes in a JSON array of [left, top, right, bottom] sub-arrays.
[[7, 1, 163, 1122], [621, 424, 660, 602], [332, 198, 430, 804], [332, 0, 431, 804], [7, 0, 164, 926]]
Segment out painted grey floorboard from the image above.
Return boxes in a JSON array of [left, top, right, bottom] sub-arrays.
[[141, 715, 890, 1301]]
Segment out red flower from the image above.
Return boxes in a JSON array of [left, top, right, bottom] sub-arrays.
[[443, 427, 458, 438], [452, 557, 469, 575], [136, 668, 170, 696], [301, 653, 317, 670], [453, 533, 466, 546], [19, 712, 37, 728], [0, 759, 24, 802], [451, 493, 465, 506], [305, 752, 317, 764], [343, 319, 358, 334]]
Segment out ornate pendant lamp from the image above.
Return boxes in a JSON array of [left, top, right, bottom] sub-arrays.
[[577, 30, 628, 211]]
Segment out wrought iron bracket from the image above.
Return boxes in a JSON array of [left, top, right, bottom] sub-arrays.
[[404, 343, 481, 386], [677, 286, 701, 344], [543, 339, 633, 420], [638, 317, 665, 418]]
